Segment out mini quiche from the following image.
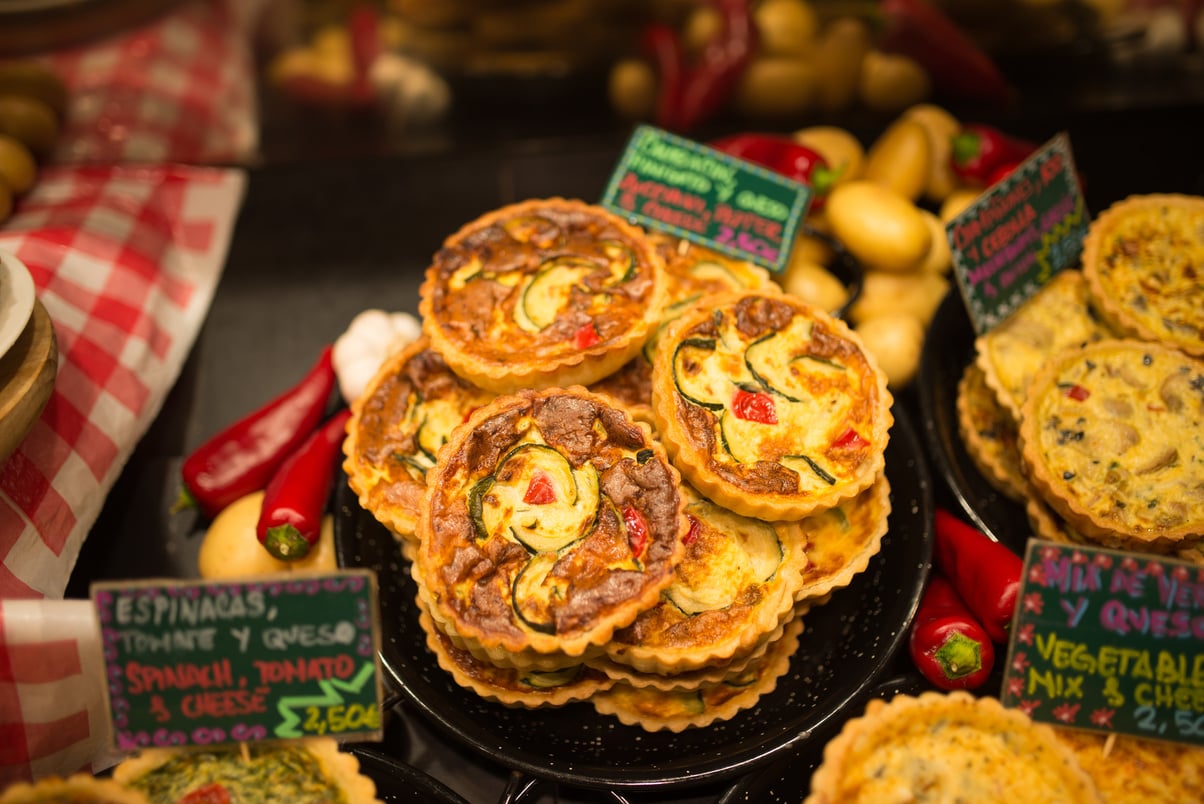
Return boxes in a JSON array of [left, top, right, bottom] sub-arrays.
[[650, 289, 892, 521], [414, 386, 687, 658], [590, 616, 801, 732], [974, 269, 1114, 421], [1053, 726, 1204, 803], [805, 692, 1102, 804], [598, 484, 809, 675], [343, 337, 494, 546], [1081, 193, 1204, 358], [417, 601, 616, 708], [794, 470, 891, 604], [111, 739, 380, 804], [1018, 338, 1204, 552], [957, 362, 1028, 503], [418, 197, 666, 393], [0, 775, 148, 804]]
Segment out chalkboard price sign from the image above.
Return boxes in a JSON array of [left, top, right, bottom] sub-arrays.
[[93, 571, 382, 751], [1001, 541, 1204, 747], [600, 124, 811, 273], [948, 133, 1090, 335]]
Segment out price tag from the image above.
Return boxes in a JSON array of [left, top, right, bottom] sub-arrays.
[[948, 133, 1090, 335], [1001, 540, 1204, 747], [600, 124, 811, 273], [92, 570, 382, 751]]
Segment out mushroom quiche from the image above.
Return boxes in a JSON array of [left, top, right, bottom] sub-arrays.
[[1082, 193, 1204, 358], [650, 289, 892, 521], [414, 386, 687, 658], [1018, 338, 1204, 552], [418, 198, 667, 393]]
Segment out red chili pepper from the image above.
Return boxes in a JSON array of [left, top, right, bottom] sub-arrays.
[[523, 472, 557, 505], [347, 4, 382, 105], [573, 321, 601, 350], [641, 23, 685, 130], [950, 123, 1037, 184], [933, 508, 1023, 644], [257, 408, 352, 561], [875, 0, 1012, 104], [623, 505, 649, 558], [710, 133, 836, 210], [179, 784, 231, 804], [909, 572, 996, 691], [178, 346, 337, 520], [985, 157, 1024, 187], [731, 387, 777, 424]]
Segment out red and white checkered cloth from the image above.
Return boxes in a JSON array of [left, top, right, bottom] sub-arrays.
[[0, 165, 245, 785], [42, 0, 265, 166]]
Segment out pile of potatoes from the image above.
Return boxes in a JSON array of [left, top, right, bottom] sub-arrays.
[[776, 103, 986, 388], [609, 0, 933, 124], [0, 61, 67, 225]]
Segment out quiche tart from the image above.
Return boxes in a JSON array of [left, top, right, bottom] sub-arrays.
[[0, 776, 148, 804], [806, 692, 1102, 804], [414, 386, 688, 658], [343, 337, 495, 544], [590, 615, 802, 732], [1018, 338, 1204, 552], [974, 269, 1114, 421], [418, 198, 667, 393], [1052, 726, 1204, 803], [795, 470, 891, 603], [1081, 193, 1204, 358], [111, 739, 380, 804], [957, 362, 1028, 503], [650, 289, 892, 521], [599, 484, 809, 675]]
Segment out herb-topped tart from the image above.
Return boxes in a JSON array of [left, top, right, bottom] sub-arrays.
[[110, 739, 379, 803], [1018, 338, 1204, 552], [414, 386, 687, 658], [343, 337, 495, 549], [418, 198, 667, 393], [650, 289, 892, 521], [1082, 194, 1204, 358], [0, 775, 148, 804]]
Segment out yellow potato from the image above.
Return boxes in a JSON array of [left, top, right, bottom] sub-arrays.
[[0, 181, 11, 225], [608, 58, 656, 120], [792, 125, 864, 184], [940, 187, 982, 223], [903, 103, 962, 203], [0, 134, 36, 196], [848, 269, 949, 328], [916, 209, 953, 275], [825, 181, 931, 273], [858, 50, 931, 114], [778, 259, 848, 313], [862, 117, 931, 203], [811, 17, 871, 113], [0, 94, 59, 159], [755, 0, 819, 58], [732, 56, 817, 119], [790, 229, 836, 266], [683, 4, 723, 59], [0, 61, 69, 118], [855, 313, 926, 388]]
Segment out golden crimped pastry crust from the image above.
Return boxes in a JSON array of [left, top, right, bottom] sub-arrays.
[[974, 269, 1113, 421], [343, 336, 495, 542], [1052, 726, 1204, 803], [1081, 193, 1204, 358], [957, 362, 1028, 503], [415, 386, 687, 657], [795, 470, 891, 603], [0, 775, 149, 804], [417, 600, 616, 707], [599, 484, 809, 675], [418, 197, 666, 393], [806, 691, 1102, 804], [111, 739, 380, 804], [590, 615, 802, 732], [650, 289, 892, 521], [1018, 338, 1204, 552]]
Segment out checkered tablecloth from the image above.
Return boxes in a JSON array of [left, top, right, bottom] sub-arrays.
[[0, 164, 245, 785]]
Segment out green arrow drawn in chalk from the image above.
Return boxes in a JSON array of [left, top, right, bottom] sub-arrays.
[[273, 662, 377, 738]]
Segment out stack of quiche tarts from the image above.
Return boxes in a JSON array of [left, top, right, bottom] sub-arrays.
[[343, 198, 895, 731], [959, 193, 1204, 562]]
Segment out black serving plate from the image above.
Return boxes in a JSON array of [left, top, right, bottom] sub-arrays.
[[716, 671, 936, 803], [915, 289, 1032, 555], [349, 747, 470, 804], [334, 409, 933, 793]]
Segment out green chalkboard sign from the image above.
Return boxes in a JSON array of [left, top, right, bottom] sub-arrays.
[[1001, 540, 1204, 747], [948, 133, 1090, 335], [600, 124, 811, 273], [93, 571, 382, 752]]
